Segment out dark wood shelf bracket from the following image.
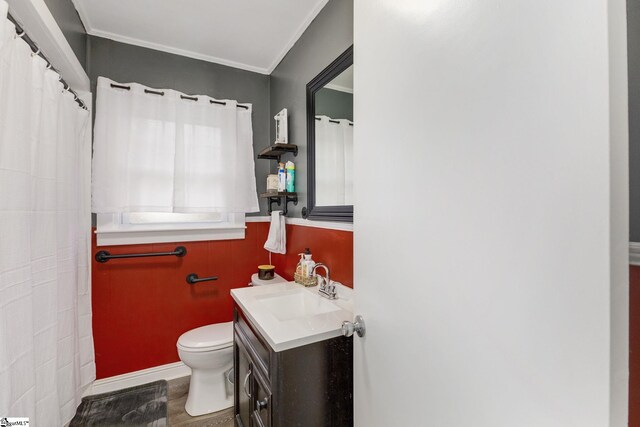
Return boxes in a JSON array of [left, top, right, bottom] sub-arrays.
[[257, 144, 298, 162], [260, 192, 298, 216]]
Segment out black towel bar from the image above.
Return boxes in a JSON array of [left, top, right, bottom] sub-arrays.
[[95, 246, 187, 263], [186, 273, 218, 284]]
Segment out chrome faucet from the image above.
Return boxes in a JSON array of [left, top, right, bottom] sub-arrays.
[[312, 263, 337, 300]]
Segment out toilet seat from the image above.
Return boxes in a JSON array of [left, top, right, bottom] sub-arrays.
[[177, 321, 233, 352]]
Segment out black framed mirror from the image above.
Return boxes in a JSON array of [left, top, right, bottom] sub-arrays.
[[302, 45, 353, 222]]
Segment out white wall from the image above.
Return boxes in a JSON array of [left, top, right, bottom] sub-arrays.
[[354, 0, 628, 425], [608, 0, 630, 424]]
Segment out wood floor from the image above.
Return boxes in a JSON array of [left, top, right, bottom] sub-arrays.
[[168, 376, 234, 427]]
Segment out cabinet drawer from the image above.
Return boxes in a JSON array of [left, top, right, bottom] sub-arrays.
[[234, 308, 270, 375]]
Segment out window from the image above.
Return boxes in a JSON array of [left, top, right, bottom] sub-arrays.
[[96, 212, 246, 246], [92, 78, 260, 246]]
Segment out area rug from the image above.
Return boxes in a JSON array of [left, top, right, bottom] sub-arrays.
[[69, 380, 167, 426]]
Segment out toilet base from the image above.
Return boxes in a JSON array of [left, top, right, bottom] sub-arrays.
[[185, 366, 234, 417]]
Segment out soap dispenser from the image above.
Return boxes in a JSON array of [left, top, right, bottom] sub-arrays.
[[295, 252, 305, 277], [294, 248, 317, 287], [302, 248, 316, 278]]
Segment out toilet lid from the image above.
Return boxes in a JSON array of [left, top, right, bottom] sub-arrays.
[[177, 321, 233, 351]]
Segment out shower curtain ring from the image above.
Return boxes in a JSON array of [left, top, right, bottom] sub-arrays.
[[31, 48, 40, 57], [16, 29, 25, 38]]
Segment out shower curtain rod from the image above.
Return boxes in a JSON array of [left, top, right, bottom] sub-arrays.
[[109, 82, 251, 110], [7, 14, 87, 110], [315, 116, 354, 126]]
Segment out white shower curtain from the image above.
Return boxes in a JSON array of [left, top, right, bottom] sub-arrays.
[[315, 115, 354, 206], [0, 2, 95, 425]]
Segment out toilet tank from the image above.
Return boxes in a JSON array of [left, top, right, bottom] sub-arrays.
[[250, 272, 287, 286]]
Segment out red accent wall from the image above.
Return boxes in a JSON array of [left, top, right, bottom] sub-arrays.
[[631, 265, 640, 426], [91, 222, 353, 379], [270, 224, 353, 288]]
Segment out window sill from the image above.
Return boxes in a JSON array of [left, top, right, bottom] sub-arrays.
[[96, 227, 246, 246]]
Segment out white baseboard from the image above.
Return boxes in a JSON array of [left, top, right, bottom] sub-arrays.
[[83, 361, 191, 397]]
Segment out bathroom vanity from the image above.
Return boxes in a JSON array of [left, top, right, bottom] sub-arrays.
[[231, 283, 353, 427]]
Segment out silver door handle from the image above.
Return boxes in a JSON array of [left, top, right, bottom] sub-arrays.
[[342, 315, 366, 337], [243, 369, 252, 398]]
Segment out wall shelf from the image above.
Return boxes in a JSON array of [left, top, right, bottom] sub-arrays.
[[257, 144, 298, 161], [257, 144, 298, 216], [260, 192, 298, 215]]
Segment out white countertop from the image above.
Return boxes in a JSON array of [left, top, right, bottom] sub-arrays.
[[231, 281, 353, 352]]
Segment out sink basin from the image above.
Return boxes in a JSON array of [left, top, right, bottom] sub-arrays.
[[255, 288, 341, 321], [232, 282, 354, 351]]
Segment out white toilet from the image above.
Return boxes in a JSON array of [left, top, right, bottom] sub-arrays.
[[177, 273, 287, 416], [250, 272, 287, 287], [177, 322, 234, 416]]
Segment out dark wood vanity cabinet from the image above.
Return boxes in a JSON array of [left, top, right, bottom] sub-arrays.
[[233, 305, 353, 427]]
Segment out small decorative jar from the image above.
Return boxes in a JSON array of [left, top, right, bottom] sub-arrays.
[[266, 174, 279, 192]]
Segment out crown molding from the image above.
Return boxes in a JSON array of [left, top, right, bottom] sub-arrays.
[[87, 28, 271, 74], [265, 0, 330, 74], [70, 0, 92, 34], [72, 0, 330, 76]]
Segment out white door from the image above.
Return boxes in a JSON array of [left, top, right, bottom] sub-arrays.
[[352, 1, 628, 426]]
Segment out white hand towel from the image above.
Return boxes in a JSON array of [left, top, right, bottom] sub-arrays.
[[264, 211, 286, 254]]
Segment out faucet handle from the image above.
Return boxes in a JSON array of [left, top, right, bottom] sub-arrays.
[[327, 279, 336, 292], [316, 274, 326, 289]]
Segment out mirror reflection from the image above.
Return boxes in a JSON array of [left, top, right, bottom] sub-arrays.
[[314, 65, 353, 207]]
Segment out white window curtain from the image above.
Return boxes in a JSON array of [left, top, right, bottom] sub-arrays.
[[0, 2, 95, 425], [315, 115, 354, 206], [92, 77, 259, 214]]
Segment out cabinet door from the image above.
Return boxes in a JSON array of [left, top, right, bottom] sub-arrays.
[[235, 334, 253, 427], [251, 369, 272, 427]]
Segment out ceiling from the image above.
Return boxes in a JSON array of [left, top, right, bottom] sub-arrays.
[[71, 0, 330, 74]]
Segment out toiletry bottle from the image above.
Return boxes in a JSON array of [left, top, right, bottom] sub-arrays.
[[295, 253, 305, 277], [285, 161, 295, 192], [303, 248, 316, 278], [277, 162, 286, 192], [266, 174, 279, 192]]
